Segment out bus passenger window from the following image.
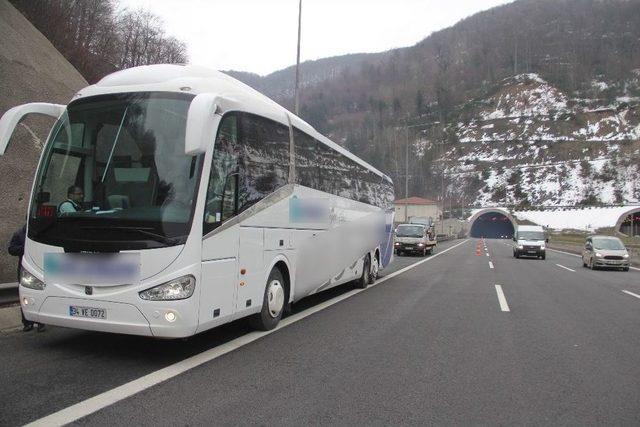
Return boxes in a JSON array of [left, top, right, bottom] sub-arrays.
[[204, 114, 239, 233]]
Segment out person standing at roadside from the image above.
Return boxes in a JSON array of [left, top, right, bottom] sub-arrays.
[[7, 225, 45, 332]]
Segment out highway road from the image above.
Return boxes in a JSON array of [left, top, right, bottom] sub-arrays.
[[1, 238, 640, 425]]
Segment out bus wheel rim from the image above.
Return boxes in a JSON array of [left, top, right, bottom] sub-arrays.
[[267, 280, 285, 318], [371, 258, 379, 279]]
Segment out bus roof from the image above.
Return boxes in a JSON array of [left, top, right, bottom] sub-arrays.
[[74, 64, 391, 182]]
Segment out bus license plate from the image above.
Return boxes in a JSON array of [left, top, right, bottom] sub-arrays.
[[69, 306, 106, 319]]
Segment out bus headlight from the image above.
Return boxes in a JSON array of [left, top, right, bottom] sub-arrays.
[[20, 270, 45, 290], [139, 275, 195, 301]]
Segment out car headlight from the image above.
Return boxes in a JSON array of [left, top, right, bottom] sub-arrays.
[[623, 253, 629, 259], [394, 242, 400, 246], [540, 245, 545, 250], [139, 275, 195, 301], [595, 252, 603, 258], [20, 270, 46, 290], [518, 245, 523, 249], [417, 243, 424, 247]]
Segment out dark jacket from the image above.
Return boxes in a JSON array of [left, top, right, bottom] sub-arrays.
[[7, 225, 26, 279]]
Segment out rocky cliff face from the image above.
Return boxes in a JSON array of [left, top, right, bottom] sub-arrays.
[[0, 0, 87, 282]]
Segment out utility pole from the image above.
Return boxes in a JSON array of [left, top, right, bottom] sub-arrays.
[[294, 0, 302, 115], [405, 117, 409, 199]]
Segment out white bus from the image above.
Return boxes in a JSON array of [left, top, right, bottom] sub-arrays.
[[0, 64, 395, 338]]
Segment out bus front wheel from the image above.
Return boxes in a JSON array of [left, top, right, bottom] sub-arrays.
[[250, 268, 285, 331]]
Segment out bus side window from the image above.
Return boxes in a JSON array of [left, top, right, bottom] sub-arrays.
[[203, 114, 239, 234], [237, 113, 289, 212]]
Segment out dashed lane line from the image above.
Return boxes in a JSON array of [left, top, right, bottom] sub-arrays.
[[622, 290, 640, 300], [495, 285, 510, 312], [24, 240, 471, 427], [489, 261, 494, 269], [556, 263, 576, 272]]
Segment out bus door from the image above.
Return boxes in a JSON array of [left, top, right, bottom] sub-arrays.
[[199, 114, 240, 330]]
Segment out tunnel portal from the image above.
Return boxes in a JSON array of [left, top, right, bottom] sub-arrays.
[[469, 211, 515, 239], [618, 208, 640, 237]]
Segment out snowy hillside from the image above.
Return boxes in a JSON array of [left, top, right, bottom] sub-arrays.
[[420, 73, 640, 208]]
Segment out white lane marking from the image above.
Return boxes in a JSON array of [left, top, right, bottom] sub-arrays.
[[489, 261, 494, 269], [556, 263, 576, 272], [622, 290, 640, 300], [485, 253, 490, 257], [25, 240, 471, 427], [548, 248, 640, 272], [495, 285, 510, 312]]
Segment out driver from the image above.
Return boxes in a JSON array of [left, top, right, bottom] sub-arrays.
[[58, 185, 84, 214]]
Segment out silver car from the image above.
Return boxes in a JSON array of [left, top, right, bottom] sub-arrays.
[[582, 235, 631, 271]]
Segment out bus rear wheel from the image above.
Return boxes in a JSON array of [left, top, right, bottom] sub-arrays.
[[355, 254, 370, 289], [249, 268, 285, 331]]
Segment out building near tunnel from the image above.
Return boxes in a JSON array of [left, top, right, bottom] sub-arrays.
[[468, 208, 516, 239], [394, 197, 441, 224]]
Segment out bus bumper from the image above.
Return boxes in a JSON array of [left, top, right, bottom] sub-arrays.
[[22, 293, 198, 338]]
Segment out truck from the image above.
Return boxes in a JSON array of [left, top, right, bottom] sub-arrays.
[[394, 223, 437, 256]]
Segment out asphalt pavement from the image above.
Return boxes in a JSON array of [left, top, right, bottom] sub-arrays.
[[1, 238, 640, 426]]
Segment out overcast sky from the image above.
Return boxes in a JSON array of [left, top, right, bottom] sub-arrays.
[[119, 0, 514, 76]]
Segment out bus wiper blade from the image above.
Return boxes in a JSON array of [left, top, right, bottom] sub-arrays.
[[80, 226, 180, 245]]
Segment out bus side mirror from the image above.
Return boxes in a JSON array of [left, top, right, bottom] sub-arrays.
[[0, 103, 65, 155], [185, 93, 220, 155]]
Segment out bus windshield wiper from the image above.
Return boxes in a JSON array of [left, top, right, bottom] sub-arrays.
[[80, 226, 179, 245]]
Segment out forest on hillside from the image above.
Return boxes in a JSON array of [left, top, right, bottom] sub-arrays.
[[10, 0, 188, 83]]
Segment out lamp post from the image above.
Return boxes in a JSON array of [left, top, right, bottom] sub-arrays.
[[294, 0, 302, 115]]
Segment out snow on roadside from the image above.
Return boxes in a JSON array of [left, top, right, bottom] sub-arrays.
[[513, 206, 638, 231]]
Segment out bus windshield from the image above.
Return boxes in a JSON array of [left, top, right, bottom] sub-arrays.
[[28, 92, 203, 250]]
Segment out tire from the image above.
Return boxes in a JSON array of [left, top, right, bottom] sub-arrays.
[[427, 247, 433, 255], [355, 254, 370, 289], [541, 253, 546, 260], [623, 267, 629, 272], [249, 268, 286, 331], [515, 251, 520, 259]]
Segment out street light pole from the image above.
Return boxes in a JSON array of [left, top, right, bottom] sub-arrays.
[[294, 0, 302, 115], [405, 117, 409, 199]]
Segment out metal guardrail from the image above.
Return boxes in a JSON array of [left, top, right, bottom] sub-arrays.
[[0, 282, 18, 290]]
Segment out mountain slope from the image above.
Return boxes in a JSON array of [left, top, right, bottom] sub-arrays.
[[228, 0, 640, 208]]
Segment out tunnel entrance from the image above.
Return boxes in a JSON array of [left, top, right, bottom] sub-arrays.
[[618, 209, 640, 237], [469, 211, 515, 239]]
